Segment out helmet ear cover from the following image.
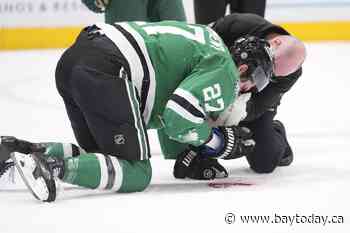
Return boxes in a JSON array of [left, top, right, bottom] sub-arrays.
[[230, 36, 275, 92]]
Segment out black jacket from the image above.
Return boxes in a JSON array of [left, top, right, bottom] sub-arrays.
[[212, 13, 302, 122]]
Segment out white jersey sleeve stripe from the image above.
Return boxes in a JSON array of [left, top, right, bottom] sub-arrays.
[[174, 88, 206, 116], [166, 100, 204, 124]]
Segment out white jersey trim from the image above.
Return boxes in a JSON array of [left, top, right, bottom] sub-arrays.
[[174, 88, 206, 116], [96, 22, 156, 125], [166, 100, 204, 124], [117, 22, 156, 125]]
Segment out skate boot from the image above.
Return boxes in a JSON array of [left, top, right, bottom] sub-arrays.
[[272, 120, 293, 166], [11, 152, 64, 202], [1, 136, 49, 182]]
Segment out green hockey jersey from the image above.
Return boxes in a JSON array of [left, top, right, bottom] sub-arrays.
[[95, 21, 239, 147]]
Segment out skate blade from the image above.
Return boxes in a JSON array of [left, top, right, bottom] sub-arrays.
[[11, 153, 56, 202]]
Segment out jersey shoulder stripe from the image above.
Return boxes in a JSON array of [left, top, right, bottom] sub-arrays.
[[166, 88, 206, 124], [166, 100, 204, 124], [172, 88, 206, 118], [171, 94, 205, 119], [174, 88, 205, 116]]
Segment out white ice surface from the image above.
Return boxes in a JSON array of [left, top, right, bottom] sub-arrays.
[[0, 43, 349, 233]]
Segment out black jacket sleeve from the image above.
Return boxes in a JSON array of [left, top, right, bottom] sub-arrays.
[[212, 13, 302, 122]]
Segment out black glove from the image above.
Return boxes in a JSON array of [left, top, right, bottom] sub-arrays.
[[173, 148, 228, 180], [208, 126, 255, 160]]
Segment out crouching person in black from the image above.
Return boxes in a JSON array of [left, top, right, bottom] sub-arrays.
[[170, 13, 307, 178]]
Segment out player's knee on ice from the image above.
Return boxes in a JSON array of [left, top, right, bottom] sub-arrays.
[[247, 144, 284, 173], [118, 159, 152, 193]]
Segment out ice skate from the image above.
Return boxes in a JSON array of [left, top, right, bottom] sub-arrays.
[[1, 136, 48, 180], [11, 152, 63, 202], [0, 137, 15, 179]]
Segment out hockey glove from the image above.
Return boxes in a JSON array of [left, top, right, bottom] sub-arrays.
[[82, 0, 109, 13], [173, 148, 228, 180], [200, 126, 255, 160]]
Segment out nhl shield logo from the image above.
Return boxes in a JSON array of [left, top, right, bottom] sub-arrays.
[[114, 134, 125, 145]]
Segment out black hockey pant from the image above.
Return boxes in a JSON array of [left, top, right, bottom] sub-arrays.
[[55, 28, 150, 161], [241, 110, 287, 173]]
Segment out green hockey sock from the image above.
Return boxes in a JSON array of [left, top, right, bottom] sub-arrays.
[[62, 153, 152, 192], [44, 142, 85, 159]]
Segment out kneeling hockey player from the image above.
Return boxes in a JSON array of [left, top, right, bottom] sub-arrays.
[[0, 21, 273, 202]]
